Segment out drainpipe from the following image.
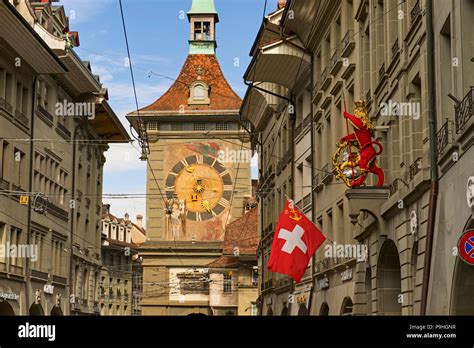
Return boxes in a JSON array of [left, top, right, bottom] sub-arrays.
[[420, 0, 438, 316], [258, 132, 265, 316], [288, 92, 296, 316], [69, 122, 80, 315], [307, 52, 315, 316], [25, 75, 39, 313]]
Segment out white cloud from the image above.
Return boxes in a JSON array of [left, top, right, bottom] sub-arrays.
[[103, 143, 146, 173], [60, 0, 111, 25]]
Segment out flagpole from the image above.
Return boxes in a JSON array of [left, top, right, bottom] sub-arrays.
[[285, 196, 335, 316], [342, 92, 355, 183]]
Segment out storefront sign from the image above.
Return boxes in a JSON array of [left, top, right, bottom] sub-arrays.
[[0, 292, 19, 301], [44, 284, 54, 294], [340, 268, 353, 282]]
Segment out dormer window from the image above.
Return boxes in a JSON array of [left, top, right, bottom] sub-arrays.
[[188, 81, 210, 105]]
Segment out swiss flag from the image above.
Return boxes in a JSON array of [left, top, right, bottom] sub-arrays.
[[268, 200, 326, 282]]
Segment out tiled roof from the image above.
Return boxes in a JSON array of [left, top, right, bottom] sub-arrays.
[[222, 208, 258, 255], [207, 255, 239, 268], [138, 54, 241, 114]]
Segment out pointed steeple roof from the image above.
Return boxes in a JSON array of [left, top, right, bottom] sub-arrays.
[[188, 0, 219, 20]]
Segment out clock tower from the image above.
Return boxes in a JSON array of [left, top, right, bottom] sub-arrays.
[[127, 0, 252, 315]]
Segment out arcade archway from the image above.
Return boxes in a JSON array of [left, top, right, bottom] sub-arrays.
[[319, 302, 329, 316], [340, 296, 353, 315], [297, 303, 308, 316], [376, 239, 402, 315], [0, 301, 15, 315], [29, 303, 44, 316], [50, 306, 63, 316]]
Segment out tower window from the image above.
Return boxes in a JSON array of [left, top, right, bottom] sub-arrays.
[[194, 21, 211, 40]]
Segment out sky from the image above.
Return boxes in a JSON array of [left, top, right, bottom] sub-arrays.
[[59, 0, 269, 224]]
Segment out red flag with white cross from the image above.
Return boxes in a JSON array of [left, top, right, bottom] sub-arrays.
[[268, 200, 326, 282]]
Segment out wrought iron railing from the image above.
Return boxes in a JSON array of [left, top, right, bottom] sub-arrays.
[[37, 105, 54, 123], [379, 63, 386, 82], [436, 119, 451, 156], [341, 30, 354, 54], [15, 109, 29, 128], [57, 122, 71, 138], [0, 178, 9, 191], [454, 87, 473, 134], [410, 0, 421, 25], [408, 157, 422, 181], [330, 48, 341, 70], [0, 97, 13, 115], [302, 193, 311, 208], [35, 195, 69, 221], [322, 163, 333, 183], [321, 66, 331, 83], [365, 89, 372, 104], [392, 38, 399, 58]]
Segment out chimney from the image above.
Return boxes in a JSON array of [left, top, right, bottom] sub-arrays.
[[102, 204, 111, 215], [136, 214, 143, 228], [124, 213, 130, 221]]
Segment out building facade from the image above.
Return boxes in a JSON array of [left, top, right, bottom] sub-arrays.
[[0, 0, 129, 315], [208, 207, 259, 316], [244, 0, 474, 316], [100, 205, 146, 316], [127, 0, 252, 315], [429, 0, 474, 315]]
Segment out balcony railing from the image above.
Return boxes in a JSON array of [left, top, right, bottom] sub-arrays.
[[0, 178, 9, 191], [410, 0, 421, 25], [408, 157, 422, 181], [15, 109, 29, 128], [276, 147, 293, 173], [455, 87, 473, 134], [37, 105, 54, 123], [365, 89, 372, 104], [436, 119, 451, 157], [321, 66, 331, 89], [57, 122, 71, 138], [389, 179, 399, 196], [295, 113, 313, 138], [330, 48, 342, 74], [35, 195, 69, 221], [341, 30, 355, 57], [392, 38, 400, 58], [322, 163, 333, 184], [379, 63, 386, 82], [302, 193, 311, 209], [0, 97, 13, 115]]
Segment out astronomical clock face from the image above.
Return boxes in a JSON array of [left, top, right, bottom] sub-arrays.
[[165, 155, 233, 221]]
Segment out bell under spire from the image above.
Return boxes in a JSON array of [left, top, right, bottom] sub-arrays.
[[188, 0, 219, 54]]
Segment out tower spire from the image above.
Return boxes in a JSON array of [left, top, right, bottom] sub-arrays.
[[188, 0, 219, 54]]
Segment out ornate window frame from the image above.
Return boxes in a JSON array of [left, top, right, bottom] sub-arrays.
[[188, 81, 210, 106]]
